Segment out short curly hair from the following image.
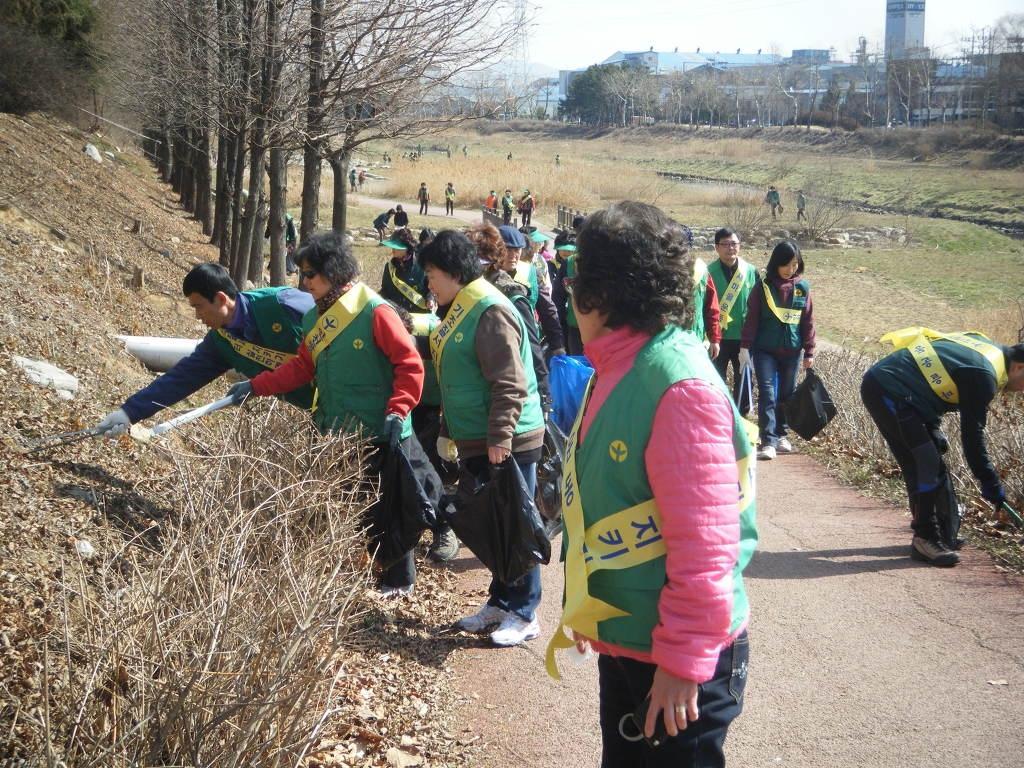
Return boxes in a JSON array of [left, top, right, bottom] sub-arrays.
[[295, 231, 359, 287], [574, 201, 694, 334], [466, 223, 506, 265]]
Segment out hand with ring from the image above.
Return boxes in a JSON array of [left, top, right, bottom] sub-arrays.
[[644, 666, 700, 739]]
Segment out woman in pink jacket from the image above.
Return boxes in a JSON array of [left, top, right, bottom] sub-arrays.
[[546, 201, 757, 767]]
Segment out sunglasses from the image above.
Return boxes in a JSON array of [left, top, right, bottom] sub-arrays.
[[299, 269, 318, 281]]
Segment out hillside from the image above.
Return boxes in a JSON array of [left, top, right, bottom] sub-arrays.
[[0, 113, 469, 765]]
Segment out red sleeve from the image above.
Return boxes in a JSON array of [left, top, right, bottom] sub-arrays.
[[372, 304, 424, 418], [703, 274, 721, 344], [251, 341, 315, 395]]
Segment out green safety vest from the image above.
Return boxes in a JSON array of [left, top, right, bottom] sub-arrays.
[[381, 259, 430, 313], [754, 278, 809, 351], [565, 255, 578, 328], [708, 258, 757, 342], [546, 325, 757, 677], [690, 258, 709, 342], [411, 313, 442, 408], [870, 331, 1008, 424], [208, 287, 313, 410], [429, 278, 544, 442], [513, 261, 540, 309], [300, 285, 413, 442]]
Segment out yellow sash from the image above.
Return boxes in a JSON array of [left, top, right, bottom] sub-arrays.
[[387, 261, 429, 310], [305, 282, 376, 365], [428, 278, 499, 374], [411, 312, 438, 337], [762, 281, 802, 325], [879, 327, 1009, 404], [717, 259, 751, 331], [513, 261, 532, 288], [216, 329, 295, 369]]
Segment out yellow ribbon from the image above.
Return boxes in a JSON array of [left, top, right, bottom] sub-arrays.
[[761, 281, 802, 326], [428, 278, 501, 376], [880, 327, 1009, 403], [717, 259, 752, 331], [215, 329, 295, 370], [305, 282, 376, 365], [387, 262, 429, 310]]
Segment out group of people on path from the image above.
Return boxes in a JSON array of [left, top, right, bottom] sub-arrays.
[[92, 197, 1024, 767], [765, 185, 807, 222]]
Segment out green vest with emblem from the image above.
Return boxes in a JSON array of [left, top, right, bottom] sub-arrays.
[[411, 313, 442, 408], [432, 279, 544, 442], [558, 326, 757, 656], [208, 287, 313, 410], [301, 289, 413, 442], [708, 258, 757, 342], [754, 278, 809, 351], [869, 335, 1005, 424], [690, 258, 709, 341]]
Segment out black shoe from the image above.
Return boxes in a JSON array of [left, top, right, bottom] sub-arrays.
[[427, 527, 459, 563], [910, 536, 960, 567]]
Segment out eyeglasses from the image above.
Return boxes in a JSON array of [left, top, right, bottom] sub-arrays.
[[299, 269, 318, 281], [717, 240, 741, 249]]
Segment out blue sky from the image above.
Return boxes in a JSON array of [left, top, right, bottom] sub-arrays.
[[526, 0, 1020, 70]]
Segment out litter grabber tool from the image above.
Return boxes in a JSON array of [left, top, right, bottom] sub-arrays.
[[130, 395, 236, 443], [999, 501, 1024, 532], [23, 426, 105, 453]]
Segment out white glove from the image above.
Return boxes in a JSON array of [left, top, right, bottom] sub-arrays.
[[738, 349, 752, 369], [437, 436, 459, 463], [96, 408, 131, 438]]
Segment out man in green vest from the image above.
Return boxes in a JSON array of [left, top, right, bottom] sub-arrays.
[[380, 228, 432, 315], [94, 263, 313, 436], [709, 228, 758, 411], [861, 328, 1024, 566]]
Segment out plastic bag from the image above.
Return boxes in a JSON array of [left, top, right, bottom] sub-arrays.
[[782, 368, 837, 440], [549, 355, 594, 434], [443, 459, 551, 583], [368, 446, 437, 569], [737, 363, 754, 417], [535, 421, 567, 539]]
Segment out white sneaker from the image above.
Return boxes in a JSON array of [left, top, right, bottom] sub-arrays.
[[777, 437, 794, 454], [490, 613, 541, 647], [455, 603, 509, 633], [378, 584, 414, 598], [757, 445, 776, 461]]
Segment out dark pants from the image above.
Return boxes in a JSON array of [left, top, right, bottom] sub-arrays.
[[522, 209, 532, 226], [753, 350, 800, 447], [419, 200, 428, 215], [860, 373, 948, 543], [713, 340, 751, 414], [502, 209, 513, 225], [460, 453, 541, 622], [566, 325, 584, 357], [598, 632, 749, 768], [368, 433, 442, 588], [445, 200, 454, 215]]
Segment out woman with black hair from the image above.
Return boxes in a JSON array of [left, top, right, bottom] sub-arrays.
[[380, 228, 432, 315], [546, 201, 755, 766], [418, 230, 547, 647], [226, 231, 439, 597], [739, 240, 816, 460]]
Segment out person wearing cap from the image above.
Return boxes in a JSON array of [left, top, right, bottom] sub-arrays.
[[518, 190, 535, 227], [373, 208, 396, 243], [550, 234, 583, 356], [95, 263, 314, 437], [517, 226, 566, 357], [445, 182, 456, 216], [501, 189, 515, 225], [380, 228, 432, 315]]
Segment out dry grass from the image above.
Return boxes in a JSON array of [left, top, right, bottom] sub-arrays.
[[35, 403, 376, 766]]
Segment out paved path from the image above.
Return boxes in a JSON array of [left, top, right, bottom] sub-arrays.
[[447, 453, 1024, 767]]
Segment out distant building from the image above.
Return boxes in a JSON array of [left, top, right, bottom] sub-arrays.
[[791, 49, 832, 64], [885, 0, 926, 60]]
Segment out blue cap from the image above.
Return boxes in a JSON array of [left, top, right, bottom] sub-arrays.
[[498, 225, 527, 249]]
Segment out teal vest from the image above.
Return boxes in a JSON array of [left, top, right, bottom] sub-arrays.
[[513, 261, 540, 309], [433, 280, 544, 442], [208, 287, 313, 410], [300, 294, 413, 442], [869, 335, 1004, 423], [754, 278, 809, 351], [565, 326, 757, 653], [690, 259, 709, 341], [411, 313, 442, 408], [708, 258, 758, 342]]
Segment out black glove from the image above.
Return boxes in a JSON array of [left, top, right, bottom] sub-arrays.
[[928, 424, 949, 454], [228, 380, 253, 405], [982, 482, 1006, 507], [383, 413, 404, 450]]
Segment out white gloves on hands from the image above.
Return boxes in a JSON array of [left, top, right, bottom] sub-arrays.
[[96, 408, 131, 438], [738, 349, 752, 369]]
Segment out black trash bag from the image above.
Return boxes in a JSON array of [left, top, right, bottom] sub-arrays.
[[443, 458, 551, 583], [367, 445, 436, 569], [782, 368, 837, 440], [536, 421, 567, 540]]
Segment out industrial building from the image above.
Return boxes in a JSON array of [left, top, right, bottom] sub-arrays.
[[884, 0, 927, 60]]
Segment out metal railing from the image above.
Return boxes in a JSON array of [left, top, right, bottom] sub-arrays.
[[481, 206, 517, 229], [556, 205, 588, 230]]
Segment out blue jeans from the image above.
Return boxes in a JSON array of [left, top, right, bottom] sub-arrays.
[[487, 457, 541, 622], [753, 350, 800, 447]]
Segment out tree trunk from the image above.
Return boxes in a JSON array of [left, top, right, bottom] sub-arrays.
[[194, 127, 213, 234], [229, 124, 248, 272], [233, 138, 264, 287], [212, 130, 227, 251], [328, 149, 349, 233], [268, 147, 288, 285], [248, 189, 268, 286], [158, 128, 173, 182], [300, 0, 326, 243]]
